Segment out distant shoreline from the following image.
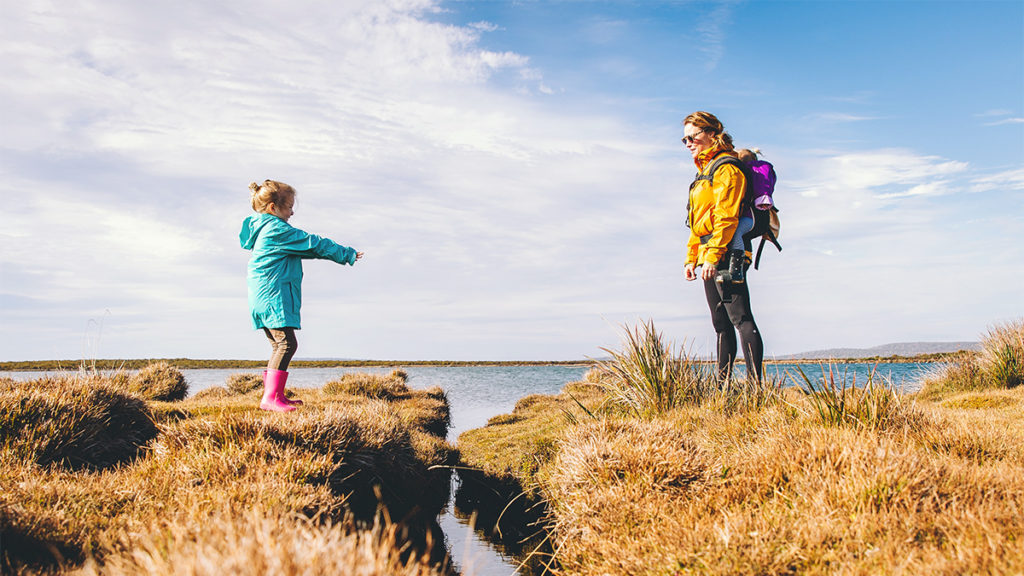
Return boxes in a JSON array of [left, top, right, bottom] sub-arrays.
[[0, 353, 960, 372]]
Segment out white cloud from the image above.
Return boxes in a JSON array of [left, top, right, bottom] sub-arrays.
[[984, 117, 1024, 126], [969, 168, 1024, 192], [0, 0, 686, 361], [806, 112, 881, 123], [1, 1, 1020, 362], [696, 3, 734, 71]]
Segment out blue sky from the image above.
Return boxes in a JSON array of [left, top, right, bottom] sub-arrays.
[[1, 0, 1021, 362]]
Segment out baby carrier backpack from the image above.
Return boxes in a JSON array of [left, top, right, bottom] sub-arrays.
[[688, 153, 782, 270]]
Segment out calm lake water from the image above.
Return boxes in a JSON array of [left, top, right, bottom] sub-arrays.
[[2, 362, 935, 574]]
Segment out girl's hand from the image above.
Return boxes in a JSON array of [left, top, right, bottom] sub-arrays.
[[355, 252, 364, 260], [684, 263, 697, 281]]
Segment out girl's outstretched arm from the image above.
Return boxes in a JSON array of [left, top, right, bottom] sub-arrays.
[[268, 221, 359, 265]]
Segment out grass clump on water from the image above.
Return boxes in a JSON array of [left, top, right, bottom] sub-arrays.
[[458, 320, 1024, 575], [226, 371, 263, 394], [918, 318, 1023, 400], [127, 361, 189, 401], [0, 370, 457, 575], [325, 369, 411, 400]]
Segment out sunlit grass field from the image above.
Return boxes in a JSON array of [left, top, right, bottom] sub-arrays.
[[3, 319, 1020, 575], [1, 368, 456, 575], [459, 319, 1024, 575]]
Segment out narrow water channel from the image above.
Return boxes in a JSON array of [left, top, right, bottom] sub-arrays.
[[416, 365, 589, 576]]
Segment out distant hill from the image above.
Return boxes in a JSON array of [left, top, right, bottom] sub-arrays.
[[779, 341, 980, 360]]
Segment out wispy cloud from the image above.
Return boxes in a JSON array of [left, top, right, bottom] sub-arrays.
[[970, 168, 1024, 192], [805, 112, 881, 123], [0, 0, 682, 360], [696, 2, 734, 71], [984, 117, 1024, 126]]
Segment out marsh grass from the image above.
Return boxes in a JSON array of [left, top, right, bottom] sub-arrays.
[[226, 371, 263, 394], [794, 364, 920, 432], [0, 375, 158, 470], [460, 353, 1024, 574], [0, 372, 455, 575], [921, 319, 1024, 400], [127, 361, 189, 401], [719, 371, 785, 414], [77, 506, 445, 576], [596, 320, 784, 419], [978, 318, 1023, 388], [325, 369, 410, 400], [596, 320, 718, 417]]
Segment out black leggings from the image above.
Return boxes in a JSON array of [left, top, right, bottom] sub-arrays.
[[703, 271, 764, 381], [263, 327, 298, 371]]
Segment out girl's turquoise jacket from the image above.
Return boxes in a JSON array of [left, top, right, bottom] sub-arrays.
[[239, 212, 358, 330]]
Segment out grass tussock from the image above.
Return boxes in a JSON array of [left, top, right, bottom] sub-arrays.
[[596, 320, 716, 417], [0, 374, 158, 470], [794, 365, 923, 432], [458, 382, 607, 493], [325, 369, 410, 400], [0, 372, 455, 575], [977, 318, 1024, 388], [920, 318, 1024, 399], [226, 371, 263, 394], [77, 506, 444, 576], [128, 361, 189, 401], [596, 320, 784, 419], [458, 321, 1024, 575], [488, 390, 1024, 575]]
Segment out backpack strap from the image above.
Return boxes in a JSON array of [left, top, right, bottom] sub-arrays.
[[753, 220, 782, 270], [694, 154, 746, 187], [687, 153, 756, 240]]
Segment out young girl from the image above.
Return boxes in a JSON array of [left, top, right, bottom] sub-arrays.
[[240, 180, 363, 412]]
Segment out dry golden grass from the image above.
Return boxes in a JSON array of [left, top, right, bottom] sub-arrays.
[[919, 319, 1023, 400], [127, 361, 189, 401], [460, 377, 1024, 575], [457, 382, 607, 495], [74, 507, 444, 576], [542, 395, 1024, 575], [226, 371, 263, 394], [325, 369, 411, 400], [0, 375, 158, 470], [0, 371, 456, 575]]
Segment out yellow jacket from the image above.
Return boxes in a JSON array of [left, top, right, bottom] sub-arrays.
[[686, 146, 746, 267]]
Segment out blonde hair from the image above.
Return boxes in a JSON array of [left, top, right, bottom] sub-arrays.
[[737, 148, 762, 163], [249, 180, 295, 213], [683, 111, 734, 151]]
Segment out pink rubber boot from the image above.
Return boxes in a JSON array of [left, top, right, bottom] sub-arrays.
[[260, 369, 296, 412], [263, 370, 302, 406]]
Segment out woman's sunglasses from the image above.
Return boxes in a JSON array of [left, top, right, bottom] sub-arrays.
[[681, 129, 705, 145]]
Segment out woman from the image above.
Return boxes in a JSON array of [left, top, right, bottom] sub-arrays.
[[682, 111, 764, 382]]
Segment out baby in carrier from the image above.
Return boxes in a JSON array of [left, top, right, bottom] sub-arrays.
[[719, 148, 776, 284]]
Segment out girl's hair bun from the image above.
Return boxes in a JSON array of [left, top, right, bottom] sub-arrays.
[[249, 180, 296, 213]]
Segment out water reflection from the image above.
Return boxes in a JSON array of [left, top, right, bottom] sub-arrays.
[[450, 469, 553, 575]]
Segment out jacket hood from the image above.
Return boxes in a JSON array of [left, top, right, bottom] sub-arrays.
[[239, 213, 277, 250]]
